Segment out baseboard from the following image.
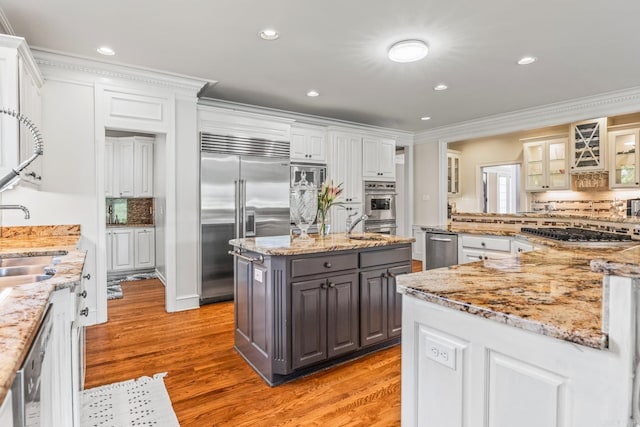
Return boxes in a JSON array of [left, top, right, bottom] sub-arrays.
[[174, 294, 200, 311], [107, 268, 155, 281], [154, 268, 167, 286]]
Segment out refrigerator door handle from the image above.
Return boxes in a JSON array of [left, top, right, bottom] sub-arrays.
[[234, 180, 240, 238], [245, 210, 256, 237], [241, 179, 247, 238]]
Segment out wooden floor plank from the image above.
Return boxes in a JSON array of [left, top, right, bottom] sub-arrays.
[[85, 268, 417, 426]]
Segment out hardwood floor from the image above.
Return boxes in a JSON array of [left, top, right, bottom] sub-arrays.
[[85, 263, 420, 426]]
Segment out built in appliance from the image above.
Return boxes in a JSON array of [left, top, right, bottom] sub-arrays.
[[200, 133, 290, 304], [11, 304, 53, 427], [521, 227, 632, 242], [363, 181, 397, 234], [423, 227, 459, 270]]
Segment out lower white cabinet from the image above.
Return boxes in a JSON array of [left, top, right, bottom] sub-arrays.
[[107, 227, 155, 272], [458, 234, 513, 263], [411, 226, 425, 264]]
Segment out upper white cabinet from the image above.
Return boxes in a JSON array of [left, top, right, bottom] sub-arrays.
[[0, 35, 43, 186], [290, 124, 326, 163], [609, 127, 640, 188], [570, 117, 607, 172], [328, 131, 363, 203], [100, 86, 170, 133], [522, 136, 569, 191], [105, 136, 154, 197], [447, 150, 461, 196], [362, 136, 395, 180]]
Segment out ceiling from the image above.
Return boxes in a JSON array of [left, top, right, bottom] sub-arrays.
[[2, 0, 640, 132]]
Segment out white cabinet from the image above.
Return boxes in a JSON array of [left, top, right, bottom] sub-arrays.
[[458, 234, 512, 264], [109, 228, 135, 271], [0, 390, 12, 427], [447, 150, 461, 196], [107, 227, 155, 272], [523, 136, 569, 191], [134, 227, 156, 269], [412, 226, 425, 267], [331, 203, 364, 234], [328, 130, 363, 202], [362, 136, 395, 180], [570, 117, 607, 172], [609, 127, 640, 188], [106, 136, 154, 197], [0, 35, 43, 186], [290, 124, 326, 163]]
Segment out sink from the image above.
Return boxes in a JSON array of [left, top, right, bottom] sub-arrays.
[[347, 234, 388, 241], [0, 273, 54, 289], [0, 255, 53, 267], [0, 265, 51, 277]]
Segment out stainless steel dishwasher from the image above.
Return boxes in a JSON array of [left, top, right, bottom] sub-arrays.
[[424, 230, 458, 270], [11, 304, 53, 427]]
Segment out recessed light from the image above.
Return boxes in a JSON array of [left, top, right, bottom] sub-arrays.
[[388, 39, 429, 63], [517, 56, 537, 65], [420, 116, 431, 121], [433, 84, 448, 91], [97, 46, 115, 56], [306, 90, 319, 97], [259, 29, 280, 40]]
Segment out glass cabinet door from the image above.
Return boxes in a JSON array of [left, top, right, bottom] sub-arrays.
[[524, 142, 545, 190], [610, 129, 639, 188], [447, 151, 460, 195], [570, 118, 606, 172], [547, 140, 568, 189]]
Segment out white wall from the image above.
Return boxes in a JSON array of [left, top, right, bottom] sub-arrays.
[[413, 141, 441, 226], [395, 150, 406, 236], [154, 135, 166, 282], [1, 79, 98, 321]]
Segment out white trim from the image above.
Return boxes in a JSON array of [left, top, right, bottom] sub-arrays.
[[415, 86, 640, 145], [155, 268, 167, 286], [0, 8, 15, 36], [438, 140, 448, 225], [33, 48, 208, 93], [174, 294, 200, 312], [0, 34, 43, 86], [94, 85, 108, 324], [164, 93, 177, 313]]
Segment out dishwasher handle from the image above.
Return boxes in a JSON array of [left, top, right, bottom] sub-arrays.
[[430, 237, 453, 242]]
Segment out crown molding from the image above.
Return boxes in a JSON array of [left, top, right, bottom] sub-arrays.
[[198, 98, 415, 145], [0, 34, 43, 86], [32, 48, 210, 95], [0, 8, 15, 36], [415, 86, 640, 145]]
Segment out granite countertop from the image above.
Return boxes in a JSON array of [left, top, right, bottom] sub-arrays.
[[229, 233, 415, 256], [0, 227, 86, 405]]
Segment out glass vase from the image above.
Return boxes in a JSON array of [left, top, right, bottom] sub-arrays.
[[318, 208, 331, 237], [290, 173, 317, 240]]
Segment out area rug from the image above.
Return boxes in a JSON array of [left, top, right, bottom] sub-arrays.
[[81, 372, 179, 427], [107, 272, 157, 300]]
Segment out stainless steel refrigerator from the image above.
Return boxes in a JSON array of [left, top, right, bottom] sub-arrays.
[[200, 134, 290, 304]]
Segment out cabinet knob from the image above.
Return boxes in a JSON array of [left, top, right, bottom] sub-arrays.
[[387, 271, 396, 278], [78, 290, 87, 298], [80, 307, 89, 317], [517, 248, 523, 253], [328, 282, 336, 288], [324, 262, 332, 268], [83, 273, 91, 280], [321, 283, 328, 289], [481, 242, 486, 247]]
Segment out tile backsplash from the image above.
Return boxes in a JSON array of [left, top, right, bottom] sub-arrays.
[[531, 189, 640, 217], [107, 198, 154, 225]]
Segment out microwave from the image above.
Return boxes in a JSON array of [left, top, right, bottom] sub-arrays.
[[290, 163, 326, 189]]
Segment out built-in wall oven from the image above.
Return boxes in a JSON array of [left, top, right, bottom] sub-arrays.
[[364, 181, 397, 234]]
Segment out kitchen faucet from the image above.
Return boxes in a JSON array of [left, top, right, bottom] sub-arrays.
[[0, 108, 44, 192], [0, 204, 30, 219], [346, 214, 368, 237]]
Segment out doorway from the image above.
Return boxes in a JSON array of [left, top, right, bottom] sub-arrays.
[[481, 164, 520, 213]]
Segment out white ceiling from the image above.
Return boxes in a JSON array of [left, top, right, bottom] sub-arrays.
[[2, 0, 640, 132]]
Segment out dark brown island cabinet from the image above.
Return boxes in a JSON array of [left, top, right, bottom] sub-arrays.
[[229, 235, 413, 385]]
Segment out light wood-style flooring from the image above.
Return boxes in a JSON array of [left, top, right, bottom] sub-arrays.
[[85, 259, 422, 426]]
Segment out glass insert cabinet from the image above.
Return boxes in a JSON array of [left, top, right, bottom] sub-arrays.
[[609, 127, 640, 188], [522, 136, 569, 191], [447, 150, 461, 196]]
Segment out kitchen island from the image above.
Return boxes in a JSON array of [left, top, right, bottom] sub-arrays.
[[228, 232, 414, 385], [398, 237, 640, 427]]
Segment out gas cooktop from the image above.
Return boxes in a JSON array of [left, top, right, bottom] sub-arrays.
[[521, 227, 632, 242]]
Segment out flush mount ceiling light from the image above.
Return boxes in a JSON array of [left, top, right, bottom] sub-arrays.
[[517, 56, 537, 65], [306, 90, 319, 97], [433, 84, 448, 91], [96, 46, 115, 56], [259, 29, 280, 40], [388, 39, 429, 63], [420, 116, 431, 121]]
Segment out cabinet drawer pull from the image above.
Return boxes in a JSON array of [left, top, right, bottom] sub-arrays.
[[80, 307, 89, 317], [324, 262, 332, 268], [387, 271, 396, 278], [83, 273, 91, 280], [321, 283, 328, 289], [78, 290, 87, 298]]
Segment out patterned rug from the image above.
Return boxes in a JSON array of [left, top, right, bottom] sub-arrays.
[[81, 372, 179, 427], [107, 272, 157, 300]]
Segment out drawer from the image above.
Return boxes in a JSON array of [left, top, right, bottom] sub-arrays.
[[461, 235, 511, 252], [291, 253, 357, 278], [360, 246, 411, 268]]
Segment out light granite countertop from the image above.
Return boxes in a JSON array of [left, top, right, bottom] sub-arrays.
[[0, 226, 86, 405], [399, 222, 640, 350], [229, 232, 415, 256]]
